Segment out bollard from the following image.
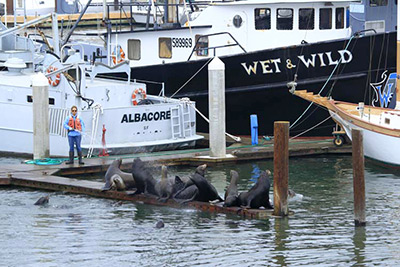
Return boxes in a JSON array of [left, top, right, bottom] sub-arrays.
[[273, 121, 289, 216], [250, 114, 258, 145], [352, 129, 366, 226], [32, 72, 50, 160], [208, 57, 226, 158]]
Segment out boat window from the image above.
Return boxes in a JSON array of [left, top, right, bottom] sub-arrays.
[[233, 15, 243, 28], [370, 0, 388, 6], [195, 35, 209, 56], [127, 39, 141, 60], [299, 8, 315, 30], [255, 8, 271, 30], [277, 8, 293, 30], [335, 8, 345, 29], [319, 8, 332, 29], [27, 95, 55, 105], [159, 38, 172, 59]]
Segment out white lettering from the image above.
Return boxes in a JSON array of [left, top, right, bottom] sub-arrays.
[[338, 49, 353, 63], [326, 52, 339, 65], [298, 54, 316, 68], [271, 58, 281, 73], [260, 60, 273, 74], [241, 62, 258, 75], [317, 53, 326, 67]]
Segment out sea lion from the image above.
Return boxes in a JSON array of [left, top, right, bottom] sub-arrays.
[[224, 170, 239, 207], [102, 159, 136, 191], [34, 195, 49, 205], [154, 165, 175, 202], [188, 165, 223, 203], [173, 176, 199, 202], [155, 220, 165, 228], [238, 170, 273, 209], [130, 158, 158, 196], [172, 164, 208, 204]]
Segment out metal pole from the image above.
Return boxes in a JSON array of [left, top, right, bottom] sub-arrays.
[[32, 73, 50, 160], [273, 121, 289, 216], [51, 13, 60, 57]]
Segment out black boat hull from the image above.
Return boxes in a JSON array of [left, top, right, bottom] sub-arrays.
[[107, 32, 396, 137]]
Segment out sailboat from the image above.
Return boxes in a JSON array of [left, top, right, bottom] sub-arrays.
[[289, 4, 400, 166]]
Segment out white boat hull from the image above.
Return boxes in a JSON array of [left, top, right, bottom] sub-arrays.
[[330, 111, 400, 166]]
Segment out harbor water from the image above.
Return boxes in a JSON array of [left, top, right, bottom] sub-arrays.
[[1, 155, 400, 266]]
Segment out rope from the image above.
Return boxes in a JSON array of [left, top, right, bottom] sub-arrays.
[[188, 102, 241, 142], [24, 158, 67, 165], [290, 116, 332, 140], [171, 57, 214, 98], [290, 34, 356, 130], [87, 103, 103, 158]]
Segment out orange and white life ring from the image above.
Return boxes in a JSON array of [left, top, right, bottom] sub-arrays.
[[112, 45, 126, 65], [46, 66, 61, 87], [131, 88, 147, 106]]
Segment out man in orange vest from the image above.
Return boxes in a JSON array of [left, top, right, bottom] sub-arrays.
[[63, 105, 85, 165]]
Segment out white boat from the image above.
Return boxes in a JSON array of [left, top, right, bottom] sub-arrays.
[[0, 15, 203, 157], [289, 0, 400, 166], [290, 89, 400, 166]]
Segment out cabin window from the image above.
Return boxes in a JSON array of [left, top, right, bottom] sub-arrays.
[[159, 38, 172, 59], [335, 8, 345, 29], [195, 35, 209, 56], [127, 39, 141, 60], [299, 8, 315, 30], [277, 8, 293, 30], [319, 8, 332, 29], [255, 8, 271, 30], [370, 0, 388, 6], [27, 95, 55, 105], [233, 15, 243, 28]]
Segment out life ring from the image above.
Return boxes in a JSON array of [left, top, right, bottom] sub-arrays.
[[132, 88, 147, 106], [46, 66, 61, 87], [112, 45, 126, 65]]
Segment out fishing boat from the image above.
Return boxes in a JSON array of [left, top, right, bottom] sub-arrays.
[[86, 0, 397, 137], [0, 14, 203, 157], [290, 1, 400, 166]]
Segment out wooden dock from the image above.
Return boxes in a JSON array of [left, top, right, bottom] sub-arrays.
[[0, 137, 350, 219]]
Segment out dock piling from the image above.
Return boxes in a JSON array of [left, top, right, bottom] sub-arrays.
[[352, 129, 366, 226], [273, 121, 289, 216], [32, 72, 50, 160], [208, 57, 226, 158]]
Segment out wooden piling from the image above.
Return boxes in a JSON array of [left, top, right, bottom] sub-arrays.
[[352, 129, 366, 226], [273, 121, 289, 216]]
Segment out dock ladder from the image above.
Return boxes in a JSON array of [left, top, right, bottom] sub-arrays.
[[170, 106, 182, 139], [181, 103, 192, 137]]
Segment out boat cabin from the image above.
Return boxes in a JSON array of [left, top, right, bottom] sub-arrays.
[[104, 0, 352, 68]]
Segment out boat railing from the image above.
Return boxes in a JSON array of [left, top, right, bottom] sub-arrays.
[[105, 1, 184, 32], [187, 32, 247, 61]]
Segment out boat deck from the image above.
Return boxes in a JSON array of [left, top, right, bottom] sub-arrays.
[[0, 137, 350, 219]]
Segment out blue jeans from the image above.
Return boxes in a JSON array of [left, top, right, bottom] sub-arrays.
[[68, 135, 82, 152]]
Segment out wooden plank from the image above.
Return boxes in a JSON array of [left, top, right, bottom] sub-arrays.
[[8, 173, 275, 219]]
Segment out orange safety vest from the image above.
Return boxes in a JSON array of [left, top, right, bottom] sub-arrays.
[[68, 115, 82, 131]]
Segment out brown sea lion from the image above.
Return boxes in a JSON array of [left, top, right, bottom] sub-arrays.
[[102, 159, 136, 191], [224, 170, 239, 207], [130, 158, 158, 196], [34, 195, 49, 205], [155, 165, 175, 202], [238, 170, 273, 209]]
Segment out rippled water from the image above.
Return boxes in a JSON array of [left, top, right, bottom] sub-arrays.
[[1, 155, 400, 266]]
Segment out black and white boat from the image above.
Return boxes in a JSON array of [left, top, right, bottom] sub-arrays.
[[88, 0, 396, 137]]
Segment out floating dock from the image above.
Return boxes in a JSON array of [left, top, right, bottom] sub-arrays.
[[0, 137, 350, 219]]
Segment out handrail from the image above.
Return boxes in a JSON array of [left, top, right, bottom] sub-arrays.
[[187, 32, 247, 61]]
